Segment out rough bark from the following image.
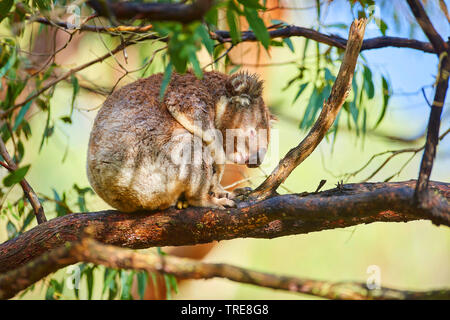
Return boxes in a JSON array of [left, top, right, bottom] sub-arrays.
[[0, 180, 448, 274]]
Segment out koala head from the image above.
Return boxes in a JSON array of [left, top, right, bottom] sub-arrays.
[[215, 72, 274, 168]]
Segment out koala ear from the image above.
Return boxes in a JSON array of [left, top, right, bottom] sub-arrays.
[[227, 71, 263, 98]]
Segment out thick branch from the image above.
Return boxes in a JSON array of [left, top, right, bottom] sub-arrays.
[[251, 19, 366, 199], [0, 180, 448, 274], [1, 237, 448, 300], [87, 0, 213, 23], [0, 131, 46, 224]]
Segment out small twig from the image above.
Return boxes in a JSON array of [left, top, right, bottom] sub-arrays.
[[0, 132, 46, 224], [203, 44, 235, 70], [344, 128, 450, 183], [0, 38, 141, 119]]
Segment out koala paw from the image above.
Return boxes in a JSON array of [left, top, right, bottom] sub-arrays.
[[211, 189, 235, 200], [211, 196, 236, 209]]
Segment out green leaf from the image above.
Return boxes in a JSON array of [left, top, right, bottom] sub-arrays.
[[374, 76, 390, 128], [243, 7, 270, 49], [13, 100, 32, 131], [293, 83, 308, 103], [363, 65, 374, 99], [19, 210, 34, 232], [120, 270, 134, 300], [187, 47, 202, 78], [45, 284, 56, 300], [0, 47, 17, 79], [85, 266, 94, 300], [283, 38, 295, 52], [137, 271, 148, 300], [237, 0, 264, 9], [159, 62, 173, 101], [324, 23, 348, 29], [3, 165, 30, 187], [70, 74, 79, 117], [349, 79, 359, 126], [103, 268, 118, 297], [164, 274, 172, 300], [168, 274, 178, 294], [39, 106, 52, 152], [34, 0, 51, 11], [226, 4, 241, 44], [0, 0, 13, 23], [324, 68, 336, 83], [196, 25, 214, 55], [376, 18, 388, 36], [6, 221, 17, 238], [60, 116, 72, 124]]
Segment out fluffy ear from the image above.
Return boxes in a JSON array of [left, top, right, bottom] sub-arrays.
[[226, 71, 263, 98]]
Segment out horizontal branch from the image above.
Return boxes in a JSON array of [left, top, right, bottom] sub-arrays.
[[30, 17, 436, 53], [214, 27, 436, 53], [87, 0, 213, 23], [0, 180, 448, 274], [1, 237, 448, 300]]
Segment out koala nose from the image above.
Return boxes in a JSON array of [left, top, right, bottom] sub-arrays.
[[246, 147, 267, 168]]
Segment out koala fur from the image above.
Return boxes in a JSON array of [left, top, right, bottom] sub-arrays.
[[87, 70, 272, 212]]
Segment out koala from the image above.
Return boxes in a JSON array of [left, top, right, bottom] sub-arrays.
[[87, 70, 272, 212]]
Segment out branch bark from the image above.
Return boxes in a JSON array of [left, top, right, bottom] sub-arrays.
[[406, 0, 448, 54], [406, 0, 450, 206], [86, 0, 214, 23], [0, 180, 448, 275], [214, 27, 436, 53], [1, 237, 448, 300], [251, 18, 367, 199], [31, 17, 437, 54]]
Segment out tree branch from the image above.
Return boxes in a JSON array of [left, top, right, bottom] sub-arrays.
[[31, 17, 437, 54], [406, 0, 450, 206], [214, 27, 436, 53], [1, 237, 448, 300], [0, 131, 46, 224], [86, 0, 214, 23], [406, 0, 448, 54], [0, 180, 448, 275], [251, 18, 367, 199]]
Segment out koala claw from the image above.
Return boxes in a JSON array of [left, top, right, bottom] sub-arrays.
[[176, 200, 189, 210]]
